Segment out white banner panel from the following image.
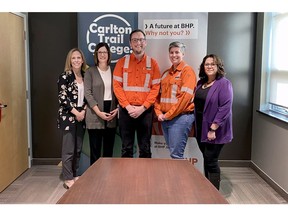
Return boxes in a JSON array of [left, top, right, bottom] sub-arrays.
[[139, 12, 207, 174], [151, 135, 203, 174], [144, 19, 198, 39]]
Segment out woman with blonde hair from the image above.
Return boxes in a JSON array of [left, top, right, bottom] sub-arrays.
[[57, 48, 87, 189]]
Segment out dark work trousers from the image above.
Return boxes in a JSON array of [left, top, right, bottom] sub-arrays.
[[119, 106, 153, 158], [61, 121, 85, 180], [88, 100, 116, 165], [197, 141, 224, 177]]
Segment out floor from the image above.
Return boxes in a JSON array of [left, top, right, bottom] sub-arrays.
[[0, 165, 287, 204]]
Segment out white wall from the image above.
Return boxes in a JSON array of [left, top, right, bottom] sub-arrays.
[[252, 13, 288, 195], [252, 114, 288, 193]]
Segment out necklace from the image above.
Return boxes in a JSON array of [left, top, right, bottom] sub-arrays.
[[202, 80, 215, 89]]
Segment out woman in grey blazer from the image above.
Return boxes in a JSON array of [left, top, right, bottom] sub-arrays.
[[84, 42, 118, 165]]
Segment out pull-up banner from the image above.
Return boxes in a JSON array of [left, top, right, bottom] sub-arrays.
[[78, 12, 208, 173], [78, 13, 137, 66]]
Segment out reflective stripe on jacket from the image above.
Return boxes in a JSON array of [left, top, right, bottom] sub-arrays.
[[154, 61, 197, 120], [113, 53, 161, 109]]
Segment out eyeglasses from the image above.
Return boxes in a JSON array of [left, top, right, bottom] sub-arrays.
[[97, 51, 108, 55], [131, 38, 146, 43], [204, 63, 217, 67]]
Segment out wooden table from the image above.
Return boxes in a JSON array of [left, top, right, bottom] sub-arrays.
[[57, 158, 228, 204]]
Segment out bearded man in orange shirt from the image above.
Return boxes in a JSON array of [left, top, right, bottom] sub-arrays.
[[113, 29, 161, 158]]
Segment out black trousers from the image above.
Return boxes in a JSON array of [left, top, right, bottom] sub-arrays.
[[88, 100, 116, 165], [88, 127, 116, 165], [118, 106, 153, 158], [197, 141, 224, 177]]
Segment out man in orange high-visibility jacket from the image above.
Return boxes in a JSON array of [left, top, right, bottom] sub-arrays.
[[113, 29, 161, 158], [154, 41, 197, 159]]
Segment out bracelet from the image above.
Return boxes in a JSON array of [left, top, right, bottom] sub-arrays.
[[209, 128, 216, 132]]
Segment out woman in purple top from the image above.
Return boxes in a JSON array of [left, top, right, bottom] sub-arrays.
[[194, 54, 233, 190]]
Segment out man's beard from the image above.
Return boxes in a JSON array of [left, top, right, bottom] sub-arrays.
[[133, 48, 144, 55]]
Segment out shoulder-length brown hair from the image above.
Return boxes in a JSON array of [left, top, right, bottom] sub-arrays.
[[93, 42, 111, 66], [199, 54, 225, 81], [64, 48, 87, 72]]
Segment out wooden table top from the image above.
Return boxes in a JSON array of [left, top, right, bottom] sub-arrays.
[[57, 158, 228, 204]]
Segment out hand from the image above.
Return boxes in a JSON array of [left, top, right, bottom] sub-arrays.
[[128, 105, 145, 119], [207, 131, 216, 141], [157, 113, 166, 121], [125, 105, 135, 113], [75, 110, 85, 122], [98, 111, 112, 121], [106, 108, 118, 121]]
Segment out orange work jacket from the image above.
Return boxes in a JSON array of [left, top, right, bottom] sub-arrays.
[[113, 53, 161, 109], [154, 61, 197, 120]]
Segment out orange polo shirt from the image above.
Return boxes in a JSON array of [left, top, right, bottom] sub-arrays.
[[113, 53, 161, 109], [154, 61, 197, 120]]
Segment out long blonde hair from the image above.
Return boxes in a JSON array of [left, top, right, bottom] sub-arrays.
[[64, 48, 88, 72]]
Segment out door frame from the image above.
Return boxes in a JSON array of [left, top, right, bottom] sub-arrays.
[[13, 12, 32, 168]]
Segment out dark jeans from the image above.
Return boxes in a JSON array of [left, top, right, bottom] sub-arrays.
[[197, 141, 224, 177], [118, 106, 153, 158]]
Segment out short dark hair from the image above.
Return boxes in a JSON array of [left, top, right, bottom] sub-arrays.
[[129, 29, 146, 41]]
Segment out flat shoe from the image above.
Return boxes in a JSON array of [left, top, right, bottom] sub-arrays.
[[63, 180, 74, 189], [63, 183, 69, 189]]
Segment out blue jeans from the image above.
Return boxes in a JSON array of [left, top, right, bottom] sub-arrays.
[[161, 113, 195, 159]]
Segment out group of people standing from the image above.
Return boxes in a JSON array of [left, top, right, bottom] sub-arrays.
[[57, 29, 233, 190]]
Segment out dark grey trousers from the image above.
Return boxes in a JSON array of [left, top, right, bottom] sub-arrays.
[[61, 122, 85, 180]]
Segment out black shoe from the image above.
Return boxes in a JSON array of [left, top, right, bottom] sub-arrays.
[[63, 183, 69, 189]]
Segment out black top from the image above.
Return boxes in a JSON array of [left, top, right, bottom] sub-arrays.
[[194, 85, 211, 140]]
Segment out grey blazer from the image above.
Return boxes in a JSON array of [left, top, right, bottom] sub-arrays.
[[84, 66, 117, 129]]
